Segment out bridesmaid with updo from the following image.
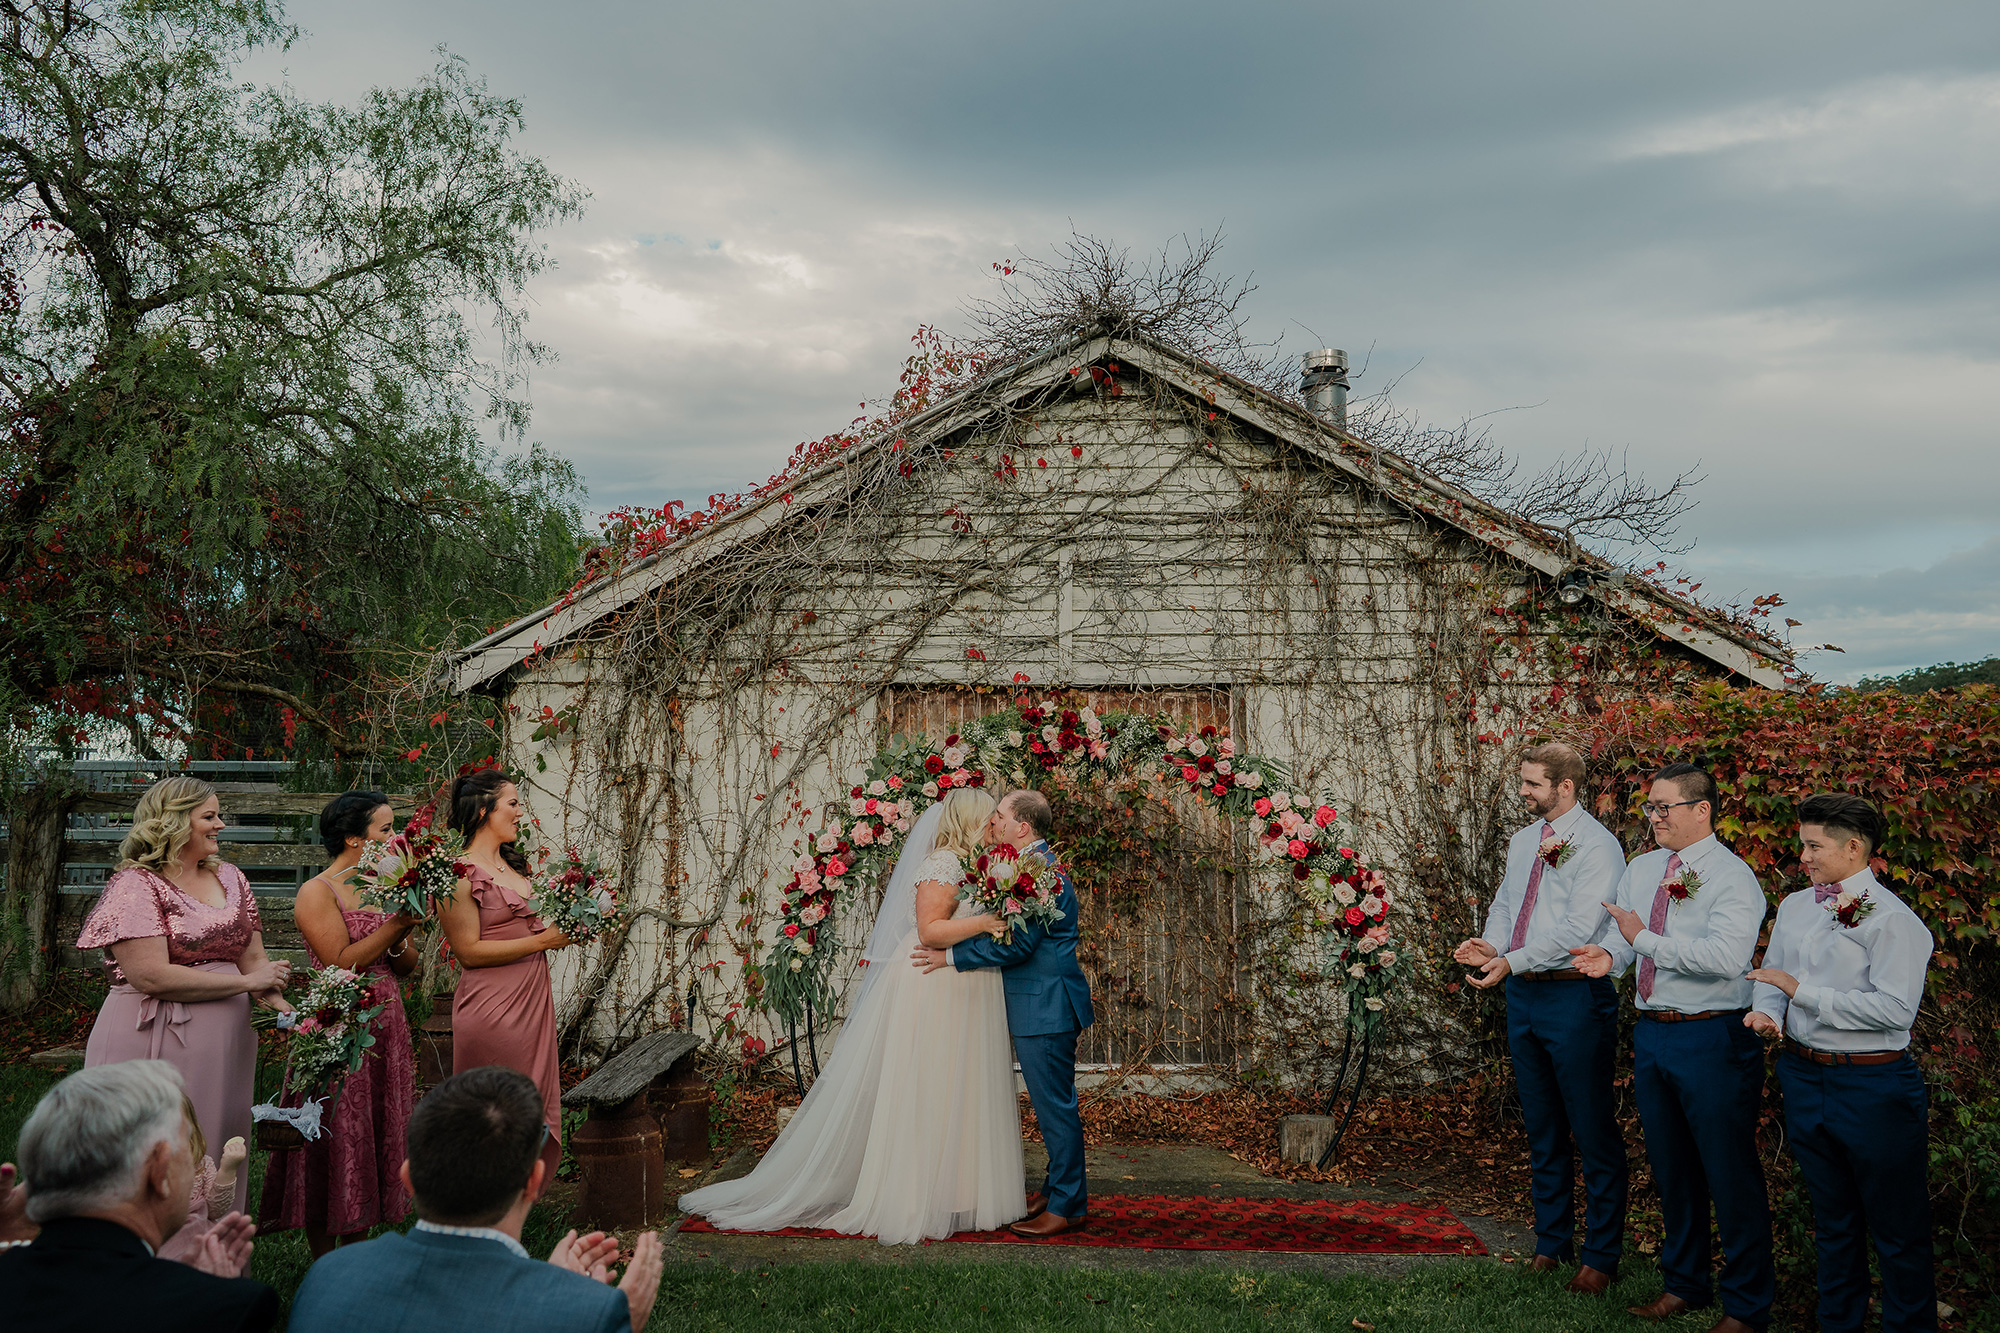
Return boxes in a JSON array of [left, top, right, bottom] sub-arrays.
[[438, 769, 573, 1182], [259, 791, 420, 1256], [77, 774, 291, 1212]]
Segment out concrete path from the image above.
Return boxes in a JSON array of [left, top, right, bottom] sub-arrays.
[[666, 1141, 1532, 1277]]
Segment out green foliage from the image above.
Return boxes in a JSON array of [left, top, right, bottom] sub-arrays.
[[1856, 657, 2000, 695], [0, 1, 587, 763]]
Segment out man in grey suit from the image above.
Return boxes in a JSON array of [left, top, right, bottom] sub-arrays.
[[290, 1067, 664, 1333]]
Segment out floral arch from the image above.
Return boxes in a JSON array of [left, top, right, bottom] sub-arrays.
[[759, 690, 1410, 1067]]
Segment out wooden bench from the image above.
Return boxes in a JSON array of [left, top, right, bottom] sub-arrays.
[[560, 1031, 707, 1229]]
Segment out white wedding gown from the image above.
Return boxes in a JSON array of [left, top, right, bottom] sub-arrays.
[[677, 847, 1026, 1244]]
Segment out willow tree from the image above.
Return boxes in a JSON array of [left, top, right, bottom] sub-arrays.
[[0, 0, 586, 1003], [0, 0, 587, 761]]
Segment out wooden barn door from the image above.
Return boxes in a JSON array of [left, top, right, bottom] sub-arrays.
[[879, 686, 1248, 1070]]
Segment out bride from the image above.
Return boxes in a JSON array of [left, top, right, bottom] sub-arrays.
[[677, 788, 1028, 1243]]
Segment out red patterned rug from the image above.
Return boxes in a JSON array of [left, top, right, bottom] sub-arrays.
[[677, 1194, 1485, 1254]]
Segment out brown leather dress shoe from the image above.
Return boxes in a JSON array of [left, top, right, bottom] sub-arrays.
[[1628, 1292, 1692, 1321], [1525, 1254, 1561, 1273], [1704, 1318, 1757, 1333], [1566, 1265, 1612, 1295], [1022, 1192, 1048, 1220], [1007, 1210, 1086, 1238]]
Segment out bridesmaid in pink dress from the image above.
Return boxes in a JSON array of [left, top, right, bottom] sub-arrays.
[[259, 791, 420, 1256], [78, 775, 292, 1214], [438, 769, 574, 1183]]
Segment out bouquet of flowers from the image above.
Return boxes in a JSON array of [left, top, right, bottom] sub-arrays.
[[960, 843, 1064, 943], [528, 852, 623, 942], [352, 803, 468, 917], [252, 965, 385, 1143]]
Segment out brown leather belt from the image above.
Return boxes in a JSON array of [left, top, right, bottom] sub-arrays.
[[1783, 1037, 1908, 1067], [1516, 968, 1587, 982], [1637, 1007, 1748, 1023]]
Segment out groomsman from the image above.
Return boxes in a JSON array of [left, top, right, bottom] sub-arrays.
[[1572, 764, 1773, 1333], [1453, 743, 1627, 1293], [1746, 793, 1936, 1333]]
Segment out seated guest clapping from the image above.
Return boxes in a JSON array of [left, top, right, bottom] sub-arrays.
[[1747, 794, 1936, 1333], [0, 1060, 278, 1333], [289, 1066, 665, 1333]]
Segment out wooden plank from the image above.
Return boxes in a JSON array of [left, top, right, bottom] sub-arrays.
[[563, 1031, 703, 1107], [0, 840, 329, 869], [72, 791, 418, 816]]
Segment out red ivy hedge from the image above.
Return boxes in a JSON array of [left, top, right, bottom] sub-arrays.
[[1573, 681, 2000, 953]]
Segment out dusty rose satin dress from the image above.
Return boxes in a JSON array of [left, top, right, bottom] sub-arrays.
[[453, 863, 563, 1177], [79, 864, 262, 1213], [258, 907, 414, 1236]]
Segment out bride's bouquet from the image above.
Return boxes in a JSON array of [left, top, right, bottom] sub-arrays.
[[352, 803, 468, 918], [252, 965, 386, 1144], [527, 852, 623, 943], [960, 843, 1065, 944]]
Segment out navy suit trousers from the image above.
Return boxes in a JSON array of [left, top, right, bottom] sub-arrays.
[[1778, 1051, 1937, 1333], [1506, 974, 1628, 1272], [1015, 1028, 1087, 1218], [1633, 1013, 1774, 1328]]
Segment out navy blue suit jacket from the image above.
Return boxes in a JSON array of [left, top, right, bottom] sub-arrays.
[[288, 1228, 631, 1333], [952, 841, 1094, 1036]]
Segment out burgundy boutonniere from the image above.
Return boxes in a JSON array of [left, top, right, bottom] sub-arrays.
[[1663, 867, 1704, 902], [1826, 889, 1875, 929], [1538, 835, 1575, 870]]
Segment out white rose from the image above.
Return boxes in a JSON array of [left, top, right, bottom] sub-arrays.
[[1332, 883, 1357, 906], [1348, 963, 1367, 979], [1364, 997, 1385, 1012], [1188, 737, 1208, 758], [868, 779, 887, 796], [943, 744, 968, 768], [922, 781, 939, 798], [793, 853, 815, 874], [815, 832, 838, 853], [789, 957, 804, 972], [1378, 951, 1397, 966], [1273, 792, 1294, 810], [1007, 730, 1023, 747], [1215, 758, 1233, 776], [794, 939, 813, 956], [1041, 724, 1059, 745], [1362, 895, 1385, 917], [1357, 935, 1379, 952], [1237, 770, 1262, 789], [801, 903, 826, 925], [848, 798, 867, 816]]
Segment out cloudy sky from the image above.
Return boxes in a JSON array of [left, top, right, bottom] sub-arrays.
[[257, 1, 1998, 682]]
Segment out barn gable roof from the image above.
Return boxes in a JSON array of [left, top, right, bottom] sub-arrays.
[[452, 332, 1794, 692]]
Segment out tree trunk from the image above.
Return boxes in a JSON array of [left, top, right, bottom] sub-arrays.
[[2, 786, 77, 1011]]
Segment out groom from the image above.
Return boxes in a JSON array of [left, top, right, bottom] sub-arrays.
[[912, 788, 1095, 1237]]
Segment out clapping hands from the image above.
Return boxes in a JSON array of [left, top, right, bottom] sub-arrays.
[[550, 1229, 665, 1330], [189, 1212, 256, 1279]]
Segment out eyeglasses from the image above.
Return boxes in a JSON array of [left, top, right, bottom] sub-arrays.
[[1642, 800, 1704, 817]]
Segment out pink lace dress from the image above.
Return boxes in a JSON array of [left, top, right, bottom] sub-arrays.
[[453, 864, 563, 1179], [158, 1155, 236, 1263], [79, 864, 263, 1214], [258, 908, 414, 1236]]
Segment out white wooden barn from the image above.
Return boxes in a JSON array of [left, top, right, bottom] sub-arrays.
[[449, 330, 1790, 1078]]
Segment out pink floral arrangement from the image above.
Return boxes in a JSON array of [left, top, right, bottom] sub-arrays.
[[528, 852, 623, 942], [352, 802, 468, 917], [268, 965, 385, 1099], [961, 843, 1064, 943]]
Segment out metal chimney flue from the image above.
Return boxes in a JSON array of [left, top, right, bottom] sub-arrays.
[[1301, 349, 1349, 428]]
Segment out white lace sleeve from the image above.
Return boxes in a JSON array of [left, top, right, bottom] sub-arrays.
[[916, 850, 964, 886]]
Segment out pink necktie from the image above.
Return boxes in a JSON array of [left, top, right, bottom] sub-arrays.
[[1507, 822, 1557, 953], [1636, 852, 1682, 1001]]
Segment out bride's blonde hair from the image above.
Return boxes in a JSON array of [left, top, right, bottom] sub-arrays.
[[932, 788, 995, 861]]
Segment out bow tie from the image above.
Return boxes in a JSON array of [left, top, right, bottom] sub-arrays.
[[1813, 883, 1840, 904]]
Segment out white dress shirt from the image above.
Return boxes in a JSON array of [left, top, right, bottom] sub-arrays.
[[1478, 801, 1625, 975], [1751, 867, 1932, 1052], [1604, 834, 1765, 1013]]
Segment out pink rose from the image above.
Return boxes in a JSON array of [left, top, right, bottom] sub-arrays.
[[1287, 839, 1311, 860], [864, 797, 878, 814], [824, 857, 849, 877], [1339, 846, 1356, 859], [886, 775, 904, 790], [1254, 797, 1273, 817], [1181, 764, 1199, 782], [1313, 805, 1338, 827]]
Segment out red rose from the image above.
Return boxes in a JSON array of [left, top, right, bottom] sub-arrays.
[[1182, 764, 1199, 782], [1313, 805, 1338, 827], [1254, 798, 1273, 817], [1196, 754, 1216, 772], [851, 785, 864, 798], [825, 857, 849, 876], [969, 771, 986, 787], [1292, 863, 1310, 880], [864, 798, 878, 813], [924, 755, 945, 774], [1344, 906, 1365, 926], [1061, 710, 1079, 728], [784, 923, 800, 937], [1266, 821, 1283, 838], [1023, 708, 1044, 725], [1287, 839, 1311, 860], [945, 733, 960, 746], [1059, 729, 1080, 750], [805, 927, 817, 945], [1199, 725, 1217, 739]]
